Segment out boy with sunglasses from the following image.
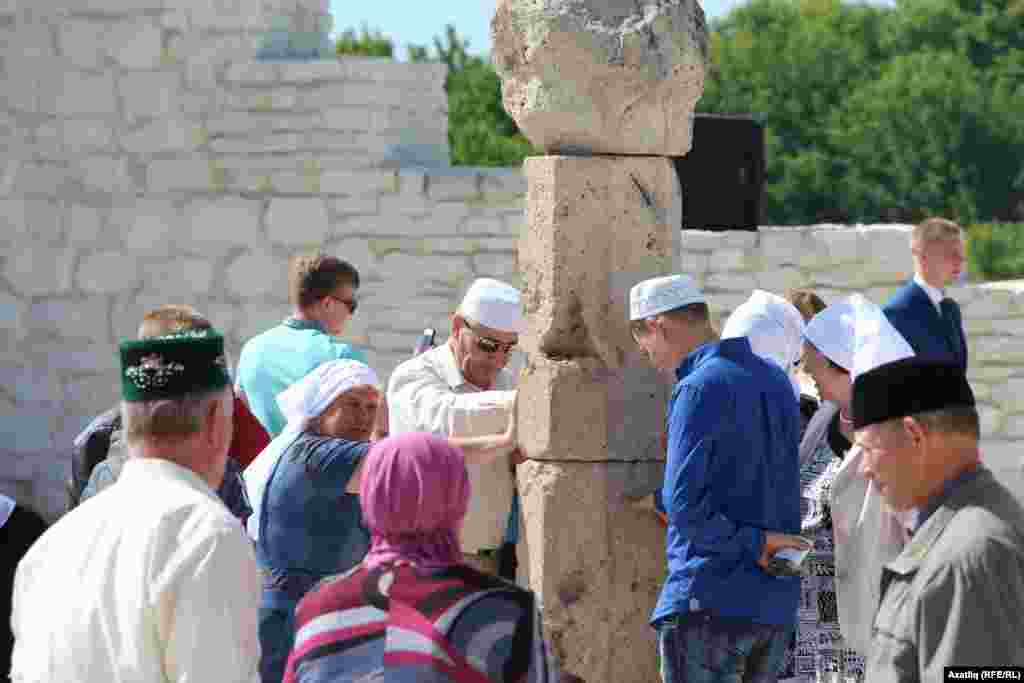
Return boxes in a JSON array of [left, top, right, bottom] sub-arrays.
[[387, 278, 525, 577]]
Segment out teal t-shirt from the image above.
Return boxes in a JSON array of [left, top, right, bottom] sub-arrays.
[[237, 319, 367, 437]]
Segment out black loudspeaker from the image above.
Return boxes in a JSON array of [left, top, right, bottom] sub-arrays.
[[673, 114, 765, 231]]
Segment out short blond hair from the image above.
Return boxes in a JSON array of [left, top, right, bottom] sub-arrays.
[[912, 218, 964, 246], [137, 305, 211, 339]]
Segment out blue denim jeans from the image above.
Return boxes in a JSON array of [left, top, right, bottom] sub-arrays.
[[657, 612, 792, 683]]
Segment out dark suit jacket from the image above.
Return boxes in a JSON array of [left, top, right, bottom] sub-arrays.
[[883, 280, 968, 371]]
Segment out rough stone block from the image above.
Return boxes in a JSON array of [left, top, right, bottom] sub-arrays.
[[704, 271, 759, 294], [991, 378, 1024, 415], [266, 198, 329, 245], [376, 253, 470, 287], [58, 20, 107, 69], [319, 170, 397, 196], [323, 106, 373, 131], [10, 162, 77, 198], [121, 119, 193, 155], [473, 251, 517, 282], [237, 303, 289, 343], [427, 170, 480, 202], [78, 157, 140, 194], [757, 265, 806, 294], [480, 169, 527, 202], [4, 246, 74, 296], [279, 60, 348, 84], [520, 156, 680, 368], [108, 19, 162, 69], [120, 70, 181, 122], [61, 120, 116, 155], [113, 200, 179, 251], [76, 250, 141, 295], [962, 294, 1017, 321], [983, 441, 1023, 474], [226, 249, 289, 299], [458, 215, 507, 237], [328, 238, 378, 279], [144, 258, 215, 297], [41, 71, 117, 117], [328, 196, 379, 218], [974, 336, 1024, 365], [810, 226, 865, 265], [28, 298, 110, 342], [517, 460, 665, 683], [518, 356, 666, 463], [977, 404, 1005, 438], [0, 199, 62, 245], [224, 62, 280, 85], [186, 199, 263, 249], [709, 247, 749, 272], [492, 0, 707, 156]]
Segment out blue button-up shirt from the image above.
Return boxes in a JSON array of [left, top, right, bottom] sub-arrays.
[[653, 337, 802, 628]]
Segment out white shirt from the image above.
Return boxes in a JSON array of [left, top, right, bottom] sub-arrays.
[[913, 273, 945, 311], [243, 428, 301, 540], [387, 343, 516, 552], [11, 458, 261, 683]]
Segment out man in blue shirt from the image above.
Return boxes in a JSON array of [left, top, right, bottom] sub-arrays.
[[629, 274, 807, 683], [237, 253, 368, 437]]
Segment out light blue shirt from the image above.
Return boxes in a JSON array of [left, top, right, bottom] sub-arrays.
[[237, 318, 367, 437]]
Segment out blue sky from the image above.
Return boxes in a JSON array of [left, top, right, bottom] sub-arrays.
[[328, 0, 747, 60]]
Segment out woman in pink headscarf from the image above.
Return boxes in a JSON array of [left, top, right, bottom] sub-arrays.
[[283, 432, 558, 683]]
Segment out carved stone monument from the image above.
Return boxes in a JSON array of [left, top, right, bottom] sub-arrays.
[[492, 1, 709, 680]]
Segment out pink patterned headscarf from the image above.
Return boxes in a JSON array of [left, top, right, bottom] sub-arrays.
[[360, 432, 470, 570]]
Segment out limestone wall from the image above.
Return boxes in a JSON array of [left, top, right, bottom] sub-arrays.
[[1, 1, 1020, 522]]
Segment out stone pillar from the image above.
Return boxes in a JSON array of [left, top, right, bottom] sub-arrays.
[[516, 157, 681, 682], [493, 1, 708, 681]]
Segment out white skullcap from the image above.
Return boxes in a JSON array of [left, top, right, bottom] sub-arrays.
[[850, 295, 915, 379], [722, 290, 806, 378], [803, 296, 859, 372], [276, 359, 380, 433], [629, 275, 706, 321], [459, 278, 523, 333]]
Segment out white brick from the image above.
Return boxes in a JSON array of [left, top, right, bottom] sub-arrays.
[[226, 249, 288, 299], [810, 227, 864, 265], [222, 88, 300, 112], [223, 62, 280, 85], [61, 120, 115, 154], [266, 198, 329, 245], [113, 200, 179, 251], [122, 119, 193, 155], [329, 238, 378, 279], [709, 248, 748, 272], [0, 199, 61, 244], [147, 159, 222, 193], [187, 199, 263, 249], [4, 246, 74, 296], [962, 293, 1017, 320], [78, 157, 139, 194], [120, 71, 181, 122], [76, 250, 141, 294], [978, 404, 1005, 438], [338, 214, 419, 238], [41, 71, 117, 117], [990, 318, 1024, 336], [473, 251, 517, 281], [982, 442, 1023, 473], [323, 107, 372, 131], [459, 215, 511, 237], [759, 229, 808, 267], [279, 61, 348, 84], [301, 83, 407, 109], [58, 20, 107, 70], [974, 336, 1024, 365], [679, 250, 709, 279], [343, 57, 444, 84], [480, 169, 527, 201], [704, 272, 758, 293], [319, 170, 397, 196], [144, 258, 215, 297], [416, 204, 472, 234], [210, 133, 305, 155], [757, 266, 806, 294], [28, 298, 110, 342], [1005, 416, 1024, 439], [398, 168, 427, 197], [205, 112, 321, 136], [377, 253, 470, 287], [328, 196, 379, 217], [108, 20, 162, 69], [968, 365, 1016, 384], [992, 378, 1024, 415], [427, 170, 480, 202]]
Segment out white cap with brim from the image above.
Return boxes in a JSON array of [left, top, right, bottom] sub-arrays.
[[629, 275, 706, 321], [459, 278, 524, 334]]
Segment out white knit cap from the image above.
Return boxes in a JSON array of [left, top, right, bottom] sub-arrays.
[[459, 278, 523, 333], [803, 297, 858, 371], [629, 275, 706, 321], [722, 290, 806, 377], [276, 359, 380, 433]]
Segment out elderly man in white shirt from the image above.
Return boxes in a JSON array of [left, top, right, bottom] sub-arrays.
[[388, 278, 524, 575], [10, 330, 260, 683]]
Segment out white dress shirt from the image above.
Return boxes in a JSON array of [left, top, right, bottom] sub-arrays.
[[387, 342, 516, 553], [11, 458, 261, 683], [913, 273, 945, 311]]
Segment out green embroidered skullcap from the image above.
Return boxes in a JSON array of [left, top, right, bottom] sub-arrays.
[[120, 329, 230, 402]]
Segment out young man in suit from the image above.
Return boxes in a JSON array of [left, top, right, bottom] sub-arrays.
[[883, 218, 968, 371]]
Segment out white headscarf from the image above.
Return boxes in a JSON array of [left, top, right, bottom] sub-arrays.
[[0, 494, 15, 530], [803, 296, 859, 371], [722, 290, 806, 390], [276, 359, 380, 434]]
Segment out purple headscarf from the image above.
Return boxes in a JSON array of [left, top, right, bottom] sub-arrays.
[[360, 432, 470, 570]]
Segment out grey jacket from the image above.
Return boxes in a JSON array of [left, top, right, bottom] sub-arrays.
[[867, 467, 1024, 681]]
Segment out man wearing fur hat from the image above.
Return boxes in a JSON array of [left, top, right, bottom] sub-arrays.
[[11, 331, 260, 682], [387, 278, 525, 576], [854, 359, 1024, 678]]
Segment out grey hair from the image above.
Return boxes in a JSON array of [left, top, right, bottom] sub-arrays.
[[122, 387, 233, 445]]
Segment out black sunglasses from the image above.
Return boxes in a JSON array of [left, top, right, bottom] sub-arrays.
[[465, 322, 516, 355], [327, 295, 358, 314]]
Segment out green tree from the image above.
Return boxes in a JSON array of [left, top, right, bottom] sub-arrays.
[[409, 25, 535, 167], [335, 24, 394, 58], [829, 50, 1023, 223]]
